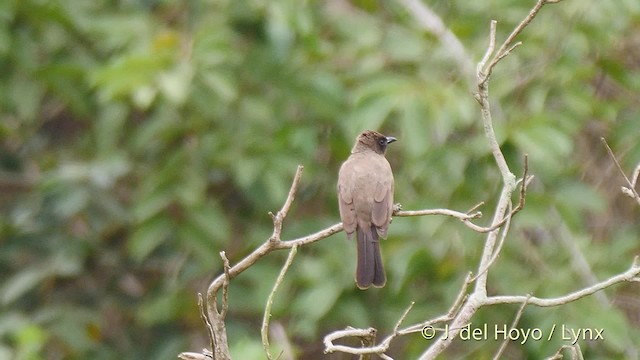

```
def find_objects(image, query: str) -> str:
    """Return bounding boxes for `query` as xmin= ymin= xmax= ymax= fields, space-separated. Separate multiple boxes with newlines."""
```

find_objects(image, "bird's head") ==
xmin=353 ymin=130 xmax=397 ymax=155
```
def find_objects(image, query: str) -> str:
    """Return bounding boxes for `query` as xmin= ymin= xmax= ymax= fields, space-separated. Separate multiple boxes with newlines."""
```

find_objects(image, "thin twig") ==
xmin=262 ymin=246 xmax=299 ymax=360
xmin=472 ymin=155 xmax=531 ymax=283
xmin=394 ymin=208 xmax=481 ymax=219
xmin=630 ymin=163 xmax=640 ymax=189
xmin=556 ymin=218 xmax=609 ymax=306
xmin=392 ymin=302 xmax=415 ymax=334
xmin=485 ymin=257 xmax=640 ymax=307
xmin=466 ymin=201 xmax=485 ymax=214
xmin=178 ymin=350 xmax=213 ymax=360
xmin=324 ymin=328 xmax=378 ymax=355
xmin=399 ymin=273 xmax=471 ymax=335
xmin=545 ymin=344 xmax=584 ymax=360
xmin=220 ymin=251 xmax=230 ymax=319
xmin=269 ymin=165 xmax=305 ymax=241
xmin=477 ymin=20 xmax=497 ymax=83
xmin=447 ymin=272 xmax=473 ymax=317
xmin=492 ymin=295 xmax=530 ymax=360
xmin=323 ymin=302 xmax=415 ymax=357
xmin=198 ymin=293 xmax=215 ymax=355
xmin=482 ymin=0 xmax=560 ymax=83
xmin=469 ymin=201 xmax=513 ymax=283
xmin=601 ymin=137 xmax=640 ymax=205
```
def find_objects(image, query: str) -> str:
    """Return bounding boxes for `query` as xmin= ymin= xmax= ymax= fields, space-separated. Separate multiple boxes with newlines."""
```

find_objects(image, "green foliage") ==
xmin=1 ymin=0 xmax=639 ymax=359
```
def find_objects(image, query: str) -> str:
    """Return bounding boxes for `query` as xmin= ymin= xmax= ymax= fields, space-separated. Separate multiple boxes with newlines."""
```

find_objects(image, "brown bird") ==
xmin=337 ymin=130 xmax=396 ymax=289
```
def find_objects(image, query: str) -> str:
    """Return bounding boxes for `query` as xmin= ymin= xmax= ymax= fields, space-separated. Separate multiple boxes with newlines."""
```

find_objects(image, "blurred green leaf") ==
xmin=128 ymin=217 xmax=172 ymax=261
xmin=13 ymin=324 xmax=47 ymax=360
xmin=137 ymin=292 xmax=183 ymax=326
xmin=1 ymin=268 xmax=49 ymax=305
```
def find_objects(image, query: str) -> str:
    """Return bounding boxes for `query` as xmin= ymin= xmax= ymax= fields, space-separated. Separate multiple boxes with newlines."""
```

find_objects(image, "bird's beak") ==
xmin=385 ymin=136 xmax=397 ymax=144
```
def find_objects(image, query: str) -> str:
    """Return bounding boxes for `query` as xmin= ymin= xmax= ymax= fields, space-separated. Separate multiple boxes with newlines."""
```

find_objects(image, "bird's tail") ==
xmin=356 ymin=224 xmax=386 ymax=289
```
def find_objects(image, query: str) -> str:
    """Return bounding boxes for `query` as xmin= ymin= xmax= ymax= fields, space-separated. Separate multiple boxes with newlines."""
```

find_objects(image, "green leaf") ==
xmin=1 ymin=268 xmax=49 ymax=305
xmin=128 ymin=217 xmax=172 ymax=261
xmin=137 ymin=292 xmax=182 ymax=325
xmin=293 ymin=281 xmax=341 ymax=322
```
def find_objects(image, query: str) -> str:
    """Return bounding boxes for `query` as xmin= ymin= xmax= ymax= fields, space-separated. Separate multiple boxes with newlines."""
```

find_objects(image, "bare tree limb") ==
xmin=556 ymin=219 xmax=609 ymax=306
xmin=323 ymin=302 xmax=415 ymax=358
xmin=197 ymin=293 xmax=215 ymax=355
xmin=478 ymin=0 xmax=564 ymax=86
xmin=178 ymin=349 xmax=213 ymax=360
xmin=324 ymin=327 xmax=378 ymax=356
xmin=398 ymin=272 xmax=472 ymax=336
xmin=492 ymin=295 xmax=530 ymax=360
xmin=395 ymin=158 xmax=532 ymax=235
xmin=206 ymin=166 xmax=305 ymax=312
xmin=601 ymin=137 xmax=640 ymax=205
xmin=262 ymin=245 xmax=298 ymax=360
xmin=419 ymin=1 xmax=560 ymax=359
xmin=485 ymin=257 xmax=640 ymax=307
xmin=220 ymin=252 xmax=230 ymax=319
xmin=197 ymin=164 xmax=493 ymax=358
xmin=205 ymin=168 xmax=503 ymax=314
xmin=545 ymin=344 xmax=584 ymax=360
xmin=469 ymin=201 xmax=512 ymax=283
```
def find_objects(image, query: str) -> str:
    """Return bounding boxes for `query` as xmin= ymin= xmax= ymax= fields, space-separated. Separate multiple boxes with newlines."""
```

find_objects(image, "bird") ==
xmin=337 ymin=130 xmax=396 ymax=289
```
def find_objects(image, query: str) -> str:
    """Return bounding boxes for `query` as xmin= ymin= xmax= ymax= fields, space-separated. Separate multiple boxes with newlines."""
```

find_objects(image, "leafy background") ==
xmin=1 ymin=0 xmax=639 ymax=359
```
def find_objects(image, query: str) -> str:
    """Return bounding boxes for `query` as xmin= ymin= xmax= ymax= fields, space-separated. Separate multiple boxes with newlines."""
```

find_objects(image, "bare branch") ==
xmin=324 ymin=328 xmax=378 ymax=355
xmin=323 ymin=302 xmax=415 ymax=358
xmin=469 ymin=201 xmax=513 ymax=283
xmin=197 ymin=293 xmax=215 ymax=355
xmin=197 ymin=164 xmax=492 ymax=358
xmin=545 ymin=343 xmax=584 ymax=360
xmin=203 ymin=170 xmax=493 ymax=340
xmin=492 ymin=296 xmax=530 ymax=360
xmin=394 ymin=159 xmax=532 ymax=236
xmin=270 ymin=165 xmax=305 ymax=242
xmin=262 ymin=246 xmax=299 ymax=360
xmin=207 ymin=167 xmax=305 ymax=306
xmin=398 ymin=272 xmax=472 ymax=336
xmin=276 ymin=223 xmax=344 ymax=248
xmin=557 ymin=219 xmax=609 ymax=306
xmin=480 ymin=0 xmax=562 ymax=84
xmin=477 ymin=20 xmax=497 ymax=79
xmin=178 ymin=349 xmax=213 ymax=360
xmin=394 ymin=208 xmax=485 ymax=231
xmin=485 ymin=258 xmax=640 ymax=307
xmin=392 ymin=302 xmax=415 ymax=334
xmin=630 ymin=163 xmax=640 ymax=190
xmin=419 ymin=2 xmax=559 ymax=358
xmin=394 ymin=208 xmax=481 ymax=219
xmin=472 ymin=157 xmax=529 ymax=281
xmin=220 ymin=251 xmax=230 ymax=318
xmin=601 ymin=137 xmax=640 ymax=205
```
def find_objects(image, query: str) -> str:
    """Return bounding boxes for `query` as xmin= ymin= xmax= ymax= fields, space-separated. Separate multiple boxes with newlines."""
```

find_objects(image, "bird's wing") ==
xmin=338 ymin=165 xmax=357 ymax=237
xmin=372 ymin=177 xmax=393 ymax=238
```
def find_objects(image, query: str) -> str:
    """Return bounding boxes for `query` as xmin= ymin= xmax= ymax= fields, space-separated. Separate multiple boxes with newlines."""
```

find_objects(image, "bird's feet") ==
xmin=392 ymin=203 xmax=402 ymax=214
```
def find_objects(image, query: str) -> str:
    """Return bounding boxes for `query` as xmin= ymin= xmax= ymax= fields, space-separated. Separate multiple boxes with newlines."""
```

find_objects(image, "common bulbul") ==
xmin=337 ymin=130 xmax=396 ymax=289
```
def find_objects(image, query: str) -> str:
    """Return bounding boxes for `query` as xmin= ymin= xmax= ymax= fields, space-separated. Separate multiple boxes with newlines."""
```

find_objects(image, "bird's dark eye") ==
xmin=378 ymin=139 xmax=386 ymax=146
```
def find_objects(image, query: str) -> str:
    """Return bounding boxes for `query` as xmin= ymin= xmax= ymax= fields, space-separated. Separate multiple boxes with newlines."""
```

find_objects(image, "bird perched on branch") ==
xmin=337 ymin=130 xmax=396 ymax=289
